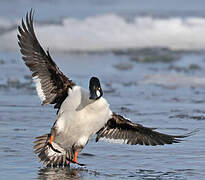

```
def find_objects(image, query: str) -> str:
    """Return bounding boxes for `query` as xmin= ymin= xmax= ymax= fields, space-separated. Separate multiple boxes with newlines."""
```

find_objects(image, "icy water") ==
xmin=1 ymin=0 xmax=205 ymax=180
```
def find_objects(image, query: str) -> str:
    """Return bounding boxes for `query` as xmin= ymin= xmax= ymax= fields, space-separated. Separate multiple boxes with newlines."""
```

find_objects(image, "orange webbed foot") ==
xmin=49 ymin=135 xmax=54 ymax=144
xmin=72 ymin=152 xmax=79 ymax=164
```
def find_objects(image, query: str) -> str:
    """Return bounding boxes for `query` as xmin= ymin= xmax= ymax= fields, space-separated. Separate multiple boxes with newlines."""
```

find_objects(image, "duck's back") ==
xmin=58 ymin=86 xmax=84 ymax=113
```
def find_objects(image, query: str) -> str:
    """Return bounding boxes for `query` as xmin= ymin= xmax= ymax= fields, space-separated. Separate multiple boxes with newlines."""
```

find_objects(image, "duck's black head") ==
xmin=89 ymin=77 xmax=103 ymax=100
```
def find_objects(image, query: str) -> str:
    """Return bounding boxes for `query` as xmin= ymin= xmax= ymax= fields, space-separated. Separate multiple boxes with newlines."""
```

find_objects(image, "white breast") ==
xmin=55 ymin=86 xmax=112 ymax=148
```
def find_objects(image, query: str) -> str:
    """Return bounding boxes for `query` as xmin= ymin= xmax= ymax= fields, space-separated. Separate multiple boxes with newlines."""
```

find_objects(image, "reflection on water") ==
xmin=37 ymin=166 xmax=103 ymax=180
xmin=38 ymin=167 xmax=88 ymax=180
xmin=37 ymin=167 xmax=195 ymax=180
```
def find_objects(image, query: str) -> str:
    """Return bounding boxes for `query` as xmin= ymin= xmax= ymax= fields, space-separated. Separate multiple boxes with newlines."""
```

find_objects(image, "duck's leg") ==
xmin=49 ymin=127 xmax=56 ymax=144
xmin=49 ymin=135 xmax=54 ymax=144
xmin=69 ymin=148 xmax=86 ymax=166
xmin=72 ymin=152 xmax=79 ymax=163
xmin=70 ymin=152 xmax=85 ymax=166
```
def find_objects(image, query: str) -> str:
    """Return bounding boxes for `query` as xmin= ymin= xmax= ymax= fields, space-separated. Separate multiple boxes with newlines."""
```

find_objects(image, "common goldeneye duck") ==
xmin=17 ymin=10 xmax=197 ymax=167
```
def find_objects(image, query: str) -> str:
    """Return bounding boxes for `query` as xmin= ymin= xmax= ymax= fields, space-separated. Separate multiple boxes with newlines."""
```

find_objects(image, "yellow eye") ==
xmin=98 ymin=87 xmax=101 ymax=90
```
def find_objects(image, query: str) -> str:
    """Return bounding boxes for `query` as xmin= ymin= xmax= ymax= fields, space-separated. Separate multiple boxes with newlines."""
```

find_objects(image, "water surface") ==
xmin=0 ymin=1 xmax=205 ymax=179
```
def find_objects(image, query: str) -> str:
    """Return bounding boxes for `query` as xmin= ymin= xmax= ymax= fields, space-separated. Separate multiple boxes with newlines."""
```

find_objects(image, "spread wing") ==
xmin=96 ymin=113 xmax=195 ymax=145
xmin=17 ymin=10 xmax=75 ymax=110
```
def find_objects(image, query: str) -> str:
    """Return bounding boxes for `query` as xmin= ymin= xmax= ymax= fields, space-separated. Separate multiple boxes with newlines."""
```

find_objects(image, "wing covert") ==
xmin=96 ymin=113 xmax=195 ymax=146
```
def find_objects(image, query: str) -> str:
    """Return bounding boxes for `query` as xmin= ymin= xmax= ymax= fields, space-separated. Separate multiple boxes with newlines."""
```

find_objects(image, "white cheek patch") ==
xmin=96 ymin=89 xmax=101 ymax=97
xmin=33 ymin=76 xmax=46 ymax=102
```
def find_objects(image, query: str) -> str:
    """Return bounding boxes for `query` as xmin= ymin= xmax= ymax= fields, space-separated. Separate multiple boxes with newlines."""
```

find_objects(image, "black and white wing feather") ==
xmin=96 ymin=113 xmax=195 ymax=145
xmin=17 ymin=10 xmax=75 ymax=109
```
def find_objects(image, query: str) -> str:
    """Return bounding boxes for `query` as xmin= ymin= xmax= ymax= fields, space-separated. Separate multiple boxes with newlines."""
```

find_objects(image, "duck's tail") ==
xmin=33 ymin=134 xmax=73 ymax=167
